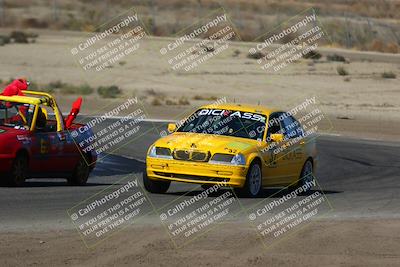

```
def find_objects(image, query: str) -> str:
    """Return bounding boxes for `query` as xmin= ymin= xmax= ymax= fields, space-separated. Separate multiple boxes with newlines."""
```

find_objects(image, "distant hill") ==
xmin=0 ymin=0 xmax=399 ymax=53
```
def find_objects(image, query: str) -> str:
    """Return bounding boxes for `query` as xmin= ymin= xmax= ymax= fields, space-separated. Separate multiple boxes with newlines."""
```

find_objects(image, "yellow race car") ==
xmin=145 ymin=103 xmax=317 ymax=197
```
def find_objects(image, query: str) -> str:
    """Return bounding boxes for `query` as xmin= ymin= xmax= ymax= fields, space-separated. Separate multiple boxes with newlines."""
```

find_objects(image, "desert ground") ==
xmin=0 ymin=29 xmax=399 ymax=267
xmin=0 ymin=29 xmax=399 ymax=141
xmin=2 ymin=220 xmax=400 ymax=267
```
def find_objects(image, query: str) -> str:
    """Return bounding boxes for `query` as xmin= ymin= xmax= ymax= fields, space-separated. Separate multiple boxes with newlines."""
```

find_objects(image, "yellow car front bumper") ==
xmin=146 ymin=157 xmax=249 ymax=187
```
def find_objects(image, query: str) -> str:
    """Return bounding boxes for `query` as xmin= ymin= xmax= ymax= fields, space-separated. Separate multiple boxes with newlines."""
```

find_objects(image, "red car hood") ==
xmin=0 ymin=126 xmax=31 ymax=153
xmin=0 ymin=126 xmax=28 ymax=136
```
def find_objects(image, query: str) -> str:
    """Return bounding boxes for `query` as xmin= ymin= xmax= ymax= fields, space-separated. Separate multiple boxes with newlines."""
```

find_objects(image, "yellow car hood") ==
xmin=153 ymin=132 xmax=257 ymax=154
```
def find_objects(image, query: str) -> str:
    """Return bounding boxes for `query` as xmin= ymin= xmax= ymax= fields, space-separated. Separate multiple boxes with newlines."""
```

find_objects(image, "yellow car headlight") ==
xmin=210 ymin=153 xmax=246 ymax=166
xmin=231 ymin=153 xmax=246 ymax=165
xmin=148 ymin=146 xmax=173 ymax=159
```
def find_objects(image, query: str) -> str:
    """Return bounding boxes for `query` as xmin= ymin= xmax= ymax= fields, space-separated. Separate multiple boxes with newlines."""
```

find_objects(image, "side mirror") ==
xmin=167 ymin=123 xmax=177 ymax=133
xmin=270 ymin=133 xmax=284 ymax=143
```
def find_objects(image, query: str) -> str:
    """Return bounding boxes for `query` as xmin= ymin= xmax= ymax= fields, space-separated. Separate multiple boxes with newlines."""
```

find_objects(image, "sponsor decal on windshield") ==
xmin=198 ymin=109 xmax=266 ymax=122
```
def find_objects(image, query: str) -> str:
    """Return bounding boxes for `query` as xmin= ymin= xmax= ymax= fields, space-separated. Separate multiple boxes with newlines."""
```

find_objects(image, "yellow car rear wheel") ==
xmin=291 ymin=159 xmax=314 ymax=194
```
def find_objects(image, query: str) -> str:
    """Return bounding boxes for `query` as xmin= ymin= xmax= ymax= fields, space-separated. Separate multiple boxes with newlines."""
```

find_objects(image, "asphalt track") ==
xmin=1 ymin=121 xmax=400 ymax=231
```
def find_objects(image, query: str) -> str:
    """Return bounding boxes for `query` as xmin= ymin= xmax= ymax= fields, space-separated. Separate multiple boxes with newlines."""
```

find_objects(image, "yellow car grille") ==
xmin=154 ymin=172 xmax=228 ymax=182
xmin=173 ymin=150 xmax=210 ymax=162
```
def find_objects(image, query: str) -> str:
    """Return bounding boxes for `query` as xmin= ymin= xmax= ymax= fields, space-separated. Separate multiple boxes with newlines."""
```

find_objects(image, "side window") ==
xmin=291 ymin=116 xmax=304 ymax=137
xmin=281 ymin=114 xmax=303 ymax=138
xmin=35 ymin=105 xmax=57 ymax=132
xmin=267 ymin=112 xmax=283 ymax=138
xmin=0 ymin=102 xmax=35 ymax=130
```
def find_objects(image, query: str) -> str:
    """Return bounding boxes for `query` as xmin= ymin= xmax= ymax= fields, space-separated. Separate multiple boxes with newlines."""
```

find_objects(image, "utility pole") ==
xmin=0 ymin=0 xmax=4 ymax=27
xmin=235 ymin=2 xmax=242 ymax=29
xmin=344 ymin=14 xmax=352 ymax=48
xmin=197 ymin=0 xmax=202 ymax=20
xmin=53 ymin=0 xmax=58 ymax=21
xmin=149 ymin=0 xmax=157 ymax=34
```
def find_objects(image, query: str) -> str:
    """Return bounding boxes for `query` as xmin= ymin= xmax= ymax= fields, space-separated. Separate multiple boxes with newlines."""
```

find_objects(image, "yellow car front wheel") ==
xmin=237 ymin=162 xmax=262 ymax=197
xmin=143 ymin=173 xmax=170 ymax=194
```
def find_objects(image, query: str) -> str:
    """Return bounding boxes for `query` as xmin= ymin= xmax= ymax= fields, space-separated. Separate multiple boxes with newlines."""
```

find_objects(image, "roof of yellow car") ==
xmin=200 ymin=102 xmax=279 ymax=115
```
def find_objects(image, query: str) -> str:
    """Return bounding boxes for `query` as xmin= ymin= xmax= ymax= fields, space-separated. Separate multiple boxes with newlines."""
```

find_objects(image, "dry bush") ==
xmin=178 ymin=97 xmax=190 ymax=105
xmin=145 ymin=89 xmax=158 ymax=96
xmin=165 ymin=99 xmax=178 ymax=105
xmin=381 ymin=71 xmax=396 ymax=79
xmin=63 ymin=84 xmax=94 ymax=95
xmin=385 ymin=43 xmax=399 ymax=54
xmin=369 ymin=39 xmax=385 ymax=53
xmin=10 ymin=31 xmax=29 ymax=43
xmin=336 ymin=66 xmax=349 ymax=76
xmin=22 ymin=18 xmax=49 ymax=28
xmin=303 ymin=50 xmax=322 ymax=60
xmin=247 ymin=51 xmax=265 ymax=60
xmin=0 ymin=35 xmax=10 ymax=46
xmin=232 ymin=49 xmax=241 ymax=57
xmin=327 ymin=54 xmax=346 ymax=62
xmin=97 ymin=85 xmax=122 ymax=98
xmin=237 ymin=27 xmax=259 ymax=42
xmin=193 ymin=95 xmax=218 ymax=101
xmin=144 ymin=89 xmax=166 ymax=101
xmin=151 ymin=98 xmax=163 ymax=106
xmin=369 ymin=40 xmax=399 ymax=54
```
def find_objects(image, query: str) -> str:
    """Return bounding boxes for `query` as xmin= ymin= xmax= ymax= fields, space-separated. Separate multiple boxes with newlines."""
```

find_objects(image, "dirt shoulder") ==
xmin=1 ymin=219 xmax=399 ymax=267
xmin=0 ymin=30 xmax=399 ymax=142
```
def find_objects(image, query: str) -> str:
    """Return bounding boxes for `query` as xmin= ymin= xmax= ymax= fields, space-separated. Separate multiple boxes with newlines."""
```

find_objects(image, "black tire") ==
xmin=237 ymin=162 xmax=262 ymax=197
xmin=295 ymin=160 xmax=314 ymax=193
xmin=143 ymin=172 xmax=170 ymax=194
xmin=68 ymin=155 xmax=90 ymax=186
xmin=201 ymin=184 xmax=212 ymax=190
xmin=8 ymin=154 xmax=28 ymax=186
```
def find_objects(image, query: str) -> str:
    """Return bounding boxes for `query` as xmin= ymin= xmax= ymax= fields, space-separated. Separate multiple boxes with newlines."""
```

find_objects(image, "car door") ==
xmin=280 ymin=114 xmax=306 ymax=185
xmin=261 ymin=112 xmax=293 ymax=186
xmin=45 ymin=106 xmax=81 ymax=172
xmin=30 ymin=105 xmax=77 ymax=174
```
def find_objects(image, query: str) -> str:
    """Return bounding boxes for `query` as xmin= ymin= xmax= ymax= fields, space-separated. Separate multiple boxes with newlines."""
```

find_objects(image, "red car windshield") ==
xmin=0 ymin=101 xmax=35 ymax=129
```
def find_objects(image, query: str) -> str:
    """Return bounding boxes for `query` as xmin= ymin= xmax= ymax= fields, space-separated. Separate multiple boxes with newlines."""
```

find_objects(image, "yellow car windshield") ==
xmin=177 ymin=108 xmax=267 ymax=141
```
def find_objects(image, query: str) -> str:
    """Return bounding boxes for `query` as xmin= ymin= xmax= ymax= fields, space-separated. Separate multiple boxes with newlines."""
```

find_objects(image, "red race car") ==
xmin=0 ymin=90 xmax=97 ymax=186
